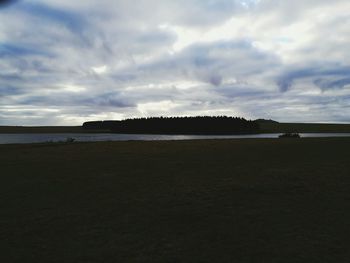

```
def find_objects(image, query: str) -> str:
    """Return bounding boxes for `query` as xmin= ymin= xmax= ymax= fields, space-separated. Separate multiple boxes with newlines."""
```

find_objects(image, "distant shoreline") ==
xmin=0 ymin=126 xmax=111 ymax=134
xmin=1 ymin=122 xmax=350 ymax=134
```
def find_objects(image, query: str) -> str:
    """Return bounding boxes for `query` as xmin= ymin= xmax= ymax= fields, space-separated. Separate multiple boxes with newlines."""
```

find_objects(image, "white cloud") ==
xmin=92 ymin=65 xmax=108 ymax=75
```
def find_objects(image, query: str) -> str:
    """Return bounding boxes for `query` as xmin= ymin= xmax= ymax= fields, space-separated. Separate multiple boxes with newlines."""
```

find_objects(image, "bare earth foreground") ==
xmin=1 ymin=138 xmax=350 ymax=262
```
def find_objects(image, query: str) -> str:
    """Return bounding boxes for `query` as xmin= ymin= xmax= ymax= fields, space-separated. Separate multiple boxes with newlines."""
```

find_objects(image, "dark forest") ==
xmin=83 ymin=116 xmax=260 ymax=135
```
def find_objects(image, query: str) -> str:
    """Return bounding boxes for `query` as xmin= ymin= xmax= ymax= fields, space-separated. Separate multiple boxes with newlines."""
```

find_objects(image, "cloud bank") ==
xmin=1 ymin=0 xmax=350 ymax=125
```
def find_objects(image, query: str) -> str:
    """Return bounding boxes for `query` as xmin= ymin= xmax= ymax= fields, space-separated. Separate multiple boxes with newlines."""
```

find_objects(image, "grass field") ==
xmin=1 ymin=138 xmax=350 ymax=262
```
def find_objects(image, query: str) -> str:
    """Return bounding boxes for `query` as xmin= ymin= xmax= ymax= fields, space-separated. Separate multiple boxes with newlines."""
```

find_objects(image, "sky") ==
xmin=1 ymin=0 xmax=350 ymax=125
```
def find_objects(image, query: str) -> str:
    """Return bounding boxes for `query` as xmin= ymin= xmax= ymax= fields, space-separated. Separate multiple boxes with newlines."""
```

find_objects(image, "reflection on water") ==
xmin=0 ymin=133 xmax=350 ymax=144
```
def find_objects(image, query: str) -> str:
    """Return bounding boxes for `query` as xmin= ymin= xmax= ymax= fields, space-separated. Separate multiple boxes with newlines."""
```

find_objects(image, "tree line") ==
xmin=83 ymin=116 xmax=260 ymax=135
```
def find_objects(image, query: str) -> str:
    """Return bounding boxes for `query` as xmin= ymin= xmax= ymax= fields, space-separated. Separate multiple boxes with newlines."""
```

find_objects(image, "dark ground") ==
xmin=1 ymin=138 xmax=350 ymax=262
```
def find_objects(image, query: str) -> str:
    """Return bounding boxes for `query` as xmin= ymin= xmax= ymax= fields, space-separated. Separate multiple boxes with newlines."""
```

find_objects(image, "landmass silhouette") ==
xmin=83 ymin=116 xmax=260 ymax=135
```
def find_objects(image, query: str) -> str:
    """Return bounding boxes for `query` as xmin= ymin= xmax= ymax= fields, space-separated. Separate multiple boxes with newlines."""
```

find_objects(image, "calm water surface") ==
xmin=0 ymin=133 xmax=350 ymax=144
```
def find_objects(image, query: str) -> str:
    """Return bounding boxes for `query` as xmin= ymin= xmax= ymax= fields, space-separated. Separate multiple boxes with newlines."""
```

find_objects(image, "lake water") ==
xmin=0 ymin=133 xmax=350 ymax=144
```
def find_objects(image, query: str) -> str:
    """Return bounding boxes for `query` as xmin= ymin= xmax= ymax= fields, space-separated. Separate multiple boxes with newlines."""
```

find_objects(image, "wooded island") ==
xmin=83 ymin=116 xmax=260 ymax=135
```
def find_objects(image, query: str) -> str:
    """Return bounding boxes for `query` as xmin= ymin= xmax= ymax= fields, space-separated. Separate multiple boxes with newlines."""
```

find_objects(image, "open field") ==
xmin=1 ymin=138 xmax=350 ymax=262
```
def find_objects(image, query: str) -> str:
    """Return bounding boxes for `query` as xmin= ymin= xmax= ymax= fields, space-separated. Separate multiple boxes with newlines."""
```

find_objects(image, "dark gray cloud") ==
xmin=0 ymin=0 xmax=18 ymax=8
xmin=314 ymin=78 xmax=350 ymax=90
xmin=0 ymin=43 xmax=52 ymax=57
xmin=278 ymin=65 xmax=350 ymax=91
xmin=18 ymin=2 xmax=87 ymax=37
xmin=137 ymin=40 xmax=280 ymax=87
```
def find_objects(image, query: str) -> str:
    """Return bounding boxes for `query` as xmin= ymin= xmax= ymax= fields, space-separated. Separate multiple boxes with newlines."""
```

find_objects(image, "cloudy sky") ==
xmin=1 ymin=0 xmax=350 ymax=125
